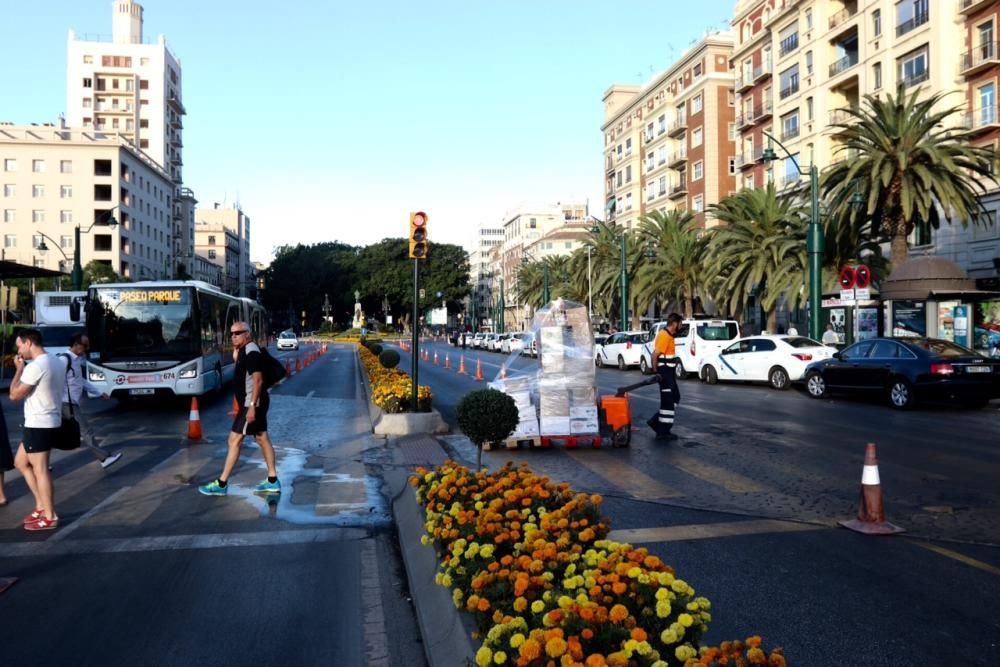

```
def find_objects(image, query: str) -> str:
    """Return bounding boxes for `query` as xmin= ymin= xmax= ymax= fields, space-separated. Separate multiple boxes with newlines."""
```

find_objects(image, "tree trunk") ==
xmin=766 ymin=308 xmax=778 ymax=334
xmin=890 ymin=232 xmax=909 ymax=269
xmin=685 ymin=296 xmax=694 ymax=319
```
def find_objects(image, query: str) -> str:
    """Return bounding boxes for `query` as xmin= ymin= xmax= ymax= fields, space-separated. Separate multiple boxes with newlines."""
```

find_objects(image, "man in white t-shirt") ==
xmin=821 ymin=323 xmax=840 ymax=346
xmin=10 ymin=328 xmax=66 ymax=531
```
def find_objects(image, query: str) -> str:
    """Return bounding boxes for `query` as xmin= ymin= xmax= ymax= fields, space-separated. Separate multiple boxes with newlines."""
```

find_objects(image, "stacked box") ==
xmin=534 ymin=299 xmax=597 ymax=437
xmin=489 ymin=379 xmax=539 ymax=439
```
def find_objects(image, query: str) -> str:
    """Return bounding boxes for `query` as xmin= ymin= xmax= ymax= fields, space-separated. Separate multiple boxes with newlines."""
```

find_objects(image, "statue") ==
xmin=353 ymin=290 xmax=365 ymax=329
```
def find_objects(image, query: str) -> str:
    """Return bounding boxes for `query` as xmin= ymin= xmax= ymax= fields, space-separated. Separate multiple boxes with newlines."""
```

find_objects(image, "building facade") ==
xmin=193 ymin=222 xmax=239 ymax=293
xmin=603 ymin=34 xmax=738 ymax=231
xmin=1 ymin=124 xmax=173 ymax=280
xmin=195 ymin=205 xmax=253 ymax=296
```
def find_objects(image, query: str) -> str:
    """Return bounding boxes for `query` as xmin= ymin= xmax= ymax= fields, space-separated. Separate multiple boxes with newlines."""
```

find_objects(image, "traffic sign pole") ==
xmin=411 ymin=258 xmax=420 ymax=408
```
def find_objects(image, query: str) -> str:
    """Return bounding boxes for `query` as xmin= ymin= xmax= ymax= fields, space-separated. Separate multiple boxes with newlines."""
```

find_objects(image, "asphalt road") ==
xmin=402 ymin=338 xmax=1000 ymax=665
xmin=0 ymin=342 xmax=425 ymax=666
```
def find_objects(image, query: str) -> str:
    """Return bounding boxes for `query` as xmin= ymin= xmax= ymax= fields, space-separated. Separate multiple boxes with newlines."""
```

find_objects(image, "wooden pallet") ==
xmin=539 ymin=435 xmax=603 ymax=449
xmin=486 ymin=436 xmax=541 ymax=451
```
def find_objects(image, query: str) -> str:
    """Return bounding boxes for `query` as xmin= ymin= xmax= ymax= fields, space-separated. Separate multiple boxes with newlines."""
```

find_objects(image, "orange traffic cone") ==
xmin=433 ymin=351 xmax=439 ymax=366
xmin=840 ymin=443 xmax=904 ymax=535
xmin=475 ymin=358 xmax=484 ymax=382
xmin=296 ymin=355 xmax=302 ymax=372
xmin=186 ymin=397 xmax=204 ymax=442
xmin=285 ymin=359 xmax=292 ymax=375
xmin=444 ymin=353 xmax=451 ymax=369
xmin=228 ymin=396 xmax=239 ymax=416
xmin=499 ymin=364 xmax=507 ymax=380
xmin=458 ymin=355 xmax=467 ymax=375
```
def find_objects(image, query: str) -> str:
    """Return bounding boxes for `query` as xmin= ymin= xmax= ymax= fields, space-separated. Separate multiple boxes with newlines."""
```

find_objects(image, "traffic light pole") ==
xmin=411 ymin=258 xmax=420 ymax=408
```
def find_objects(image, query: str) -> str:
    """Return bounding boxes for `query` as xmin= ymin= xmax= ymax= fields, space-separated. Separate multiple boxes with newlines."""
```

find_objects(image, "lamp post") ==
xmin=760 ymin=132 xmax=822 ymax=341
xmin=35 ymin=231 xmax=71 ymax=282
xmin=71 ymin=206 xmax=119 ymax=290
xmin=586 ymin=245 xmax=593 ymax=322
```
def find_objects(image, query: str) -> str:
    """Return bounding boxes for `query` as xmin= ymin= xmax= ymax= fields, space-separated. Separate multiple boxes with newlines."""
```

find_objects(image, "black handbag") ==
xmin=54 ymin=353 xmax=82 ymax=451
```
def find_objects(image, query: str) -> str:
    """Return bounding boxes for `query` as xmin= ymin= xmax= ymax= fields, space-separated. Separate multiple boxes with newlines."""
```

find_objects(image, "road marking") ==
xmin=306 ymin=390 xmax=316 ymax=398
xmin=567 ymin=452 xmax=682 ymax=499
xmin=608 ymin=519 xmax=825 ymax=544
xmin=669 ymin=453 xmax=768 ymax=493
xmin=49 ymin=486 xmax=132 ymax=541
xmin=907 ymin=540 xmax=1000 ymax=576
xmin=361 ymin=539 xmax=390 ymax=664
xmin=0 ymin=527 xmax=367 ymax=558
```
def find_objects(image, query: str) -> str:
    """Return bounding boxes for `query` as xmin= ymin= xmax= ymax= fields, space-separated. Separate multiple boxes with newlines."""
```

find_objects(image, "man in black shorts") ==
xmin=199 ymin=321 xmax=280 ymax=496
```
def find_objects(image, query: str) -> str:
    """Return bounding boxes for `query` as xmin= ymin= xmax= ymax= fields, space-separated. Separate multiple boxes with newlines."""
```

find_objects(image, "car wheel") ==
xmin=639 ymin=357 xmax=649 ymax=375
xmin=768 ymin=366 xmax=790 ymax=390
xmin=805 ymin=371 xmax=827 ymax=398
xmin=887 ymin=378 xmax=915 ymax=410
xmin=675 ymin=363 xmax=687 ymax=380
xmin=595 ymin=355 xmax=604 ymax=368
xmin=617 ymin=355 xmax=627 ymax=371
xmin=704 ymin=365 xmax=718 ymax=385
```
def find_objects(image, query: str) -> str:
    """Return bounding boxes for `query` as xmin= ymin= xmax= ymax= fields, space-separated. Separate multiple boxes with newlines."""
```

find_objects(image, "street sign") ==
xmin=840 ymin=289 xmax=856 ymax=302
xmin=855 ymin=264 xmax=871 ymax=289
xmin=838 ymin=266 xmax=856 ymax=289
xmin=386 ymin=315 xmax=393 ymax=324
xmin=855 ymin=287 xmax=870 ymax=300
xmin=419 ymin=288 xmax=425 ymax=299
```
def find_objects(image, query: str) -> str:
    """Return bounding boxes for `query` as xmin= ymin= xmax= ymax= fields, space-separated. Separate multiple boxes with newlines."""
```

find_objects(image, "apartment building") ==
xmin=65 ymin=0 xmax=185 ymax=185
xmin=602 ymin=34 xmax=738 ymax=231
xmin=193 ymin=222 xmax=240 ymax=293
xmin=195 ymin=205 xmax=253 ymax=296
xmin=468 ymin=220 xmax=503 ymax=330
xmin=1 ymin=124 xmax=173 ymax=280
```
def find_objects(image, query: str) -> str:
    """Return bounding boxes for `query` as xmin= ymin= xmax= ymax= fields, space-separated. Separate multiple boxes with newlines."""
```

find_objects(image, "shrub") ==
xmin=357 ymin=344 xmax=431 ymax=413
xmin=379 ymin=349 xmax=400 ymax=369
xmin=370 ymin=343 xmax=383 ymax=356
xmin=456 ymin=388 xmax=519 ymax=469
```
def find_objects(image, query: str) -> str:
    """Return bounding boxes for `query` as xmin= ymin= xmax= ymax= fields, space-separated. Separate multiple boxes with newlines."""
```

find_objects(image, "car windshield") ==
xmin=279 ymin=332 xmax=295 ymax=339
xmin=906 ymin=338 xmax=978 ymax=358
xmin=785 ymin=336 xmax=824 ymax=348
xmin=696 ymin=323 xmax=739 ymax=340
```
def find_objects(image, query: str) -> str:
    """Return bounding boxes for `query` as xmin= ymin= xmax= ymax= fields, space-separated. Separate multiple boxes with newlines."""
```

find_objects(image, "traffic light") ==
xmin=409 ymin=211 xmax=428 ymax=260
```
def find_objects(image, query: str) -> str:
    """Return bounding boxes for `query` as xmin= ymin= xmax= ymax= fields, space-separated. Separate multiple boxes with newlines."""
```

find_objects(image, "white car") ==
xmin=495 ymin=333 xmax=512 ymax=352
xmin=276 ymin=331 xmax=299 ymax=350
xmin=698 ymin=335 xmax=836 ymax=390
xmin=595 ymin=331 xmax=649 ymax=370
xmin=640 ymin=318 xmax=741 ymax=378
xmin=472 ymin=333 xmax=485 ymax=348
xmin=504 ymin=332 xmax=529 ymax=354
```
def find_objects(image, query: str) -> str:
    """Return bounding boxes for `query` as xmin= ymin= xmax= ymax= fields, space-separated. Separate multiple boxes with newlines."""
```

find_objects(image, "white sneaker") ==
xmin=100 ymin=451 xmax=123 ymax=469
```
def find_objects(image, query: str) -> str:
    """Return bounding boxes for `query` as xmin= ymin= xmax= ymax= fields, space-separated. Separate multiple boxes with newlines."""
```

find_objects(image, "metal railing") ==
xmin=829 ymin=107 xmax=859 ymax=124
xmin=829 ymin=5 xmax=859 ymax=30
xmin=896 ymin=11 xmax=929 ymax=38
xmin=900 ymin=69 xmax=930 ymax=88
xmin=782 ymin=125 xmax=801 ymax=140
xmin=961 ymin=42 xmax=999 ymax=73
xmin=780 ymin=81 xmax=800 ymax=99
xmin=779 ymin=33 xmax=799 ymax=56
xmin=963 ymin=106 xmax=1000 ymax=130
xmin=829 ymin=52 xmax=859 ymax=77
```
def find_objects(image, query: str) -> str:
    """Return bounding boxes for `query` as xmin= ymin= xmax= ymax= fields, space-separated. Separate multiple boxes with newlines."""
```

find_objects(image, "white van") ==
xmin=640 ymin=318 xmax=741 ymax=378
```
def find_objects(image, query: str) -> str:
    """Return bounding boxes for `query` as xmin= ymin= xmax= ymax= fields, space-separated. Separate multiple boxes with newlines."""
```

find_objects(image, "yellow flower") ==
xmin=509 ymin=633 xmax=525 ymax=649
xmin=656 ymin=600 xmax=672 ymax=618
xmin=531 ymin=600 xmax=545 ymax=614
xmin=476 ymin=646 xmax=493 ymax=667
xmin=674 ymin=645 xmax=696 ymax=662
xmin=678 ymin=613 xmax=694 ymax=627
xmin=493 ymin=650 xmax=507 ymax=664
xmin=660 ymin=629 xmax=678 ymax=644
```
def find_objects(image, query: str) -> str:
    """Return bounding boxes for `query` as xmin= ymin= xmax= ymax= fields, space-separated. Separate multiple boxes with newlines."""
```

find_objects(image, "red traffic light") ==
xmin=855 ymin=264 xmax=871 ymax=289
xmin=838 ymin=266 xmax=856 ymax=289
xmin=412 ymin=211 xmax=427 ymax=227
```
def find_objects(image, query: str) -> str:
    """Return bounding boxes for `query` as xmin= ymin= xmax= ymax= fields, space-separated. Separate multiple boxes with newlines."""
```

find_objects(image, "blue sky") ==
xmin=0 ymin=0 xmax=736 ymax=261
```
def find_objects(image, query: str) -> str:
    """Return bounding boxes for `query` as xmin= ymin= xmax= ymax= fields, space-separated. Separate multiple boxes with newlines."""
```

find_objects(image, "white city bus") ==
xmin=83 ymin=280 xmax=267 ymax=399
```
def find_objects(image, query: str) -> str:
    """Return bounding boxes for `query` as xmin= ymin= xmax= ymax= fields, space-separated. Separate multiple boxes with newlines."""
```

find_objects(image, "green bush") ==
xmin=370 ymin=343 xmax=383 ymax=356
xmin=379 ymin=349 xmax=400 ymax=369
xmin=456 ymin=388 xmax=519 ymax=469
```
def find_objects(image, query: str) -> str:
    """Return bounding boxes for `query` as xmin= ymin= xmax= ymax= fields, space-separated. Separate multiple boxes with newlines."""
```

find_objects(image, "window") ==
xmin=32 ymin=210 xmax=44 ymax=223
xmin=4 ymin=235 xmax=15 ymax=247
xmin=898 ymin=48 xmax=928 ymax=87
xmin=693 ymin=161 xmax=704 ymax=180
xmin=32 ymin=159 xmax=45 ymax=173
xmin=728 ymin=90 xmax=735 ymax=106
xmin=728 ymin=122 xmax=736 ymax=141
xmin=208 ymin=235 xmax=216 ymax=245
xmin=3 ymin=159 xmax=15 ymax=172
xmin=872 ymin=9 xmax=882 ymax=36
xmin=659 ymin=176 xmax=668 ymax=195
xmin=745 ymin=174 xmax=755 ymax=190
xmin=139 ymin=79 xmax=149 ymax=90
xmin=647 ymin=181 xmax=655 ymax=201
xmin=979 ymin=82 xmax=996 ymax=125
xmin=779 ymin=23 xmax=799 ymax=56
xmin=896 ymin=0 xmax=929 ymax=37
xmin=3 ymin=210 xmax=14 ymax=223
xmin=693 ymin=62 xmax=703 ymax=77
xmin=61 ymin=235 xmax=73 ymax=249
xmin=781 ymin=110 xmax=800 ymax=139
xmin=59 ymin=160 xmax=72 ymax=174
xmin=624 ymin=193 xmax=633 ymax=210
xmin=646 ymin=152 xmax=655 ymax=171
xmin=693 ymin=195 xmax=705 ymax=213
xmin=32 ymin=184 xmax=44 ymax=198
xmin=208 ymin=249 xmax=217 ymax=259
xmin=692 ymin=127 xmax=703 ymax=147
xmin=780 ymin=65 xmax=800 ymax=98
xmin=625 ymin=165 xmax=632 ymax=183
xmin=3 ymin=184 xmax=14 ymax=197
xmin=806 ymin=96 xmax=814 ymax=121
xmin=625 ymin=138 xmax=632 ymax=155
xmin=805 ymin=8 xmax=812 ymax=31
xmin=83 ymin=77 xmax=92 ymax=88
xmin=60 ymin=210 xmax=73 ymax=224
xmin=729 ymin=157 xmax=737 ymax=175
xmin=616 ymin=171 xmax=623 ymax=187
xmin=94 ymin=159 xmax=112 ymax=176
xmin=616 ymin=144 xmax=622 ymax=160
xmin=805 ymin=50 xmax=813 ymax=75
xmin=784 ymin=153 xmax=800 ymax=182
xmin=657 ymin=114 xmax=666 ymax=134
xmin=60 ymin=185 xmax=72 ymax=198
xmin=873 ymin=62 xmax=882 ymax=89
xmin=692 ymin=94 xmax=703 ymax=114
xmin=529 ymin=217 xmax=537 ymax=228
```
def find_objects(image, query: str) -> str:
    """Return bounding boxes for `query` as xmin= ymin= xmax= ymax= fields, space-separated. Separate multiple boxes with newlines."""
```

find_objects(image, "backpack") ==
xmin=247 ymin=343 xmax=286 ymax=388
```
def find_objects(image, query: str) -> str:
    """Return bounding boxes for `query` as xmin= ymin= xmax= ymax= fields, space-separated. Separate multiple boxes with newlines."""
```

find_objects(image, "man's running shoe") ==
xmin=198 ymin=480 xmax=227 ymax=496
xmin=23 ymin=509 xmax=44 ymax=524
xmin=254 ymin=479 xmax=281 ymax=495
xmin=25 ymin=515 xmax=59 ymax=531
xmin=101 ymin=451 xmax=124 ymax=470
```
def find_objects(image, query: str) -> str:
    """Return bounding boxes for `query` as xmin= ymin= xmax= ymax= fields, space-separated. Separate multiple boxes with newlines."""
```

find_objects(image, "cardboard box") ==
xmin=511 ymin=417 xmax=540 ymax=438
xmin=540 ymin=415 xmax=571 ymax=435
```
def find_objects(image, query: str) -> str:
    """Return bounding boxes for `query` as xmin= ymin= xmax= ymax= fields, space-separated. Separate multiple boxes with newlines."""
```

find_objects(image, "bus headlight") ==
xmin=88 ymin=368 xmax=105 ymax=382
xmin=179 ymin=363 xmax=198 ymax=379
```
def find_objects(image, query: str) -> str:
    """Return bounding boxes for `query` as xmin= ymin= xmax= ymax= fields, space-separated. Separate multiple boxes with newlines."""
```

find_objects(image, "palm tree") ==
xmin=634 ymin=210 xmax=707 ymax=318
xmin=706 ymin=184 xmax=809 ymax=332
xmin=822 ymin=88 xmax=997 ymax=267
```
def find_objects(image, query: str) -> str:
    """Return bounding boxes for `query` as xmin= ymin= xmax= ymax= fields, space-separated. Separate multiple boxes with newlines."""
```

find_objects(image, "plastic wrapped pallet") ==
xmin=531 ymin=298 xmax=597 ymax=436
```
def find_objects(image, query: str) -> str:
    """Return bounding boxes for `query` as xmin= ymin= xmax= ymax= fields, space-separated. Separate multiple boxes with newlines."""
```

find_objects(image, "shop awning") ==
xmin=0 ymin=260 xmax=66 ymax=280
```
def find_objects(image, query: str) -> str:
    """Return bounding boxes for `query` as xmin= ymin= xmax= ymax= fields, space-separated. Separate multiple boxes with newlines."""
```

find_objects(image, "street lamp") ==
xmin=71 ymin=206 xmax=119 ymax=290
xmin=760 ymin=132 xmax=822 ymax=340
xmin=35 ymin=233 xmax=70 ymax=291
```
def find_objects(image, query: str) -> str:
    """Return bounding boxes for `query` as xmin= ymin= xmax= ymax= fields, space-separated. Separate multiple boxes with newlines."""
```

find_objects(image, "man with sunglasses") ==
xmin=198 ymin=322 xmax=281 ymax=496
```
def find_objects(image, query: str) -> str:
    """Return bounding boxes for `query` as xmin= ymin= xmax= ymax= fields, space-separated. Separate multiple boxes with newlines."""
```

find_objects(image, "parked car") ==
xmin=472 ymin=333 xmax=485 ymax=348
xmin=277 ymin=330 xmax=299 ymax=351
xmin=504 ymin=332 xmax=530 ymax=355
xmin=522 ymin=332 xmax=537 ymax=357
xmin=594 ymin=334 xmax=609 ymax=347
xmin=640 ymin=318 xmax=741 ymax=377
xmin=495 ymin=333 xmax=512 ymax=353
xmin=803 ymin=337 xmax=1000 ymax=409
xmin=699 ymin=335 xmax=835 ymax=390
xmin=595 ymin=331 xmax=649 ymax=370
xmin=482 ymin=333 xmax=498 ymax=351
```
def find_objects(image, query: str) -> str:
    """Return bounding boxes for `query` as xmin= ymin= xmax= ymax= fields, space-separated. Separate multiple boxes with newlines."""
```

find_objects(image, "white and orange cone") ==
xmin=186 ymin=397 xmax=204 ymax=442
xmin=840 ymin=443 xmax=904 ymax=535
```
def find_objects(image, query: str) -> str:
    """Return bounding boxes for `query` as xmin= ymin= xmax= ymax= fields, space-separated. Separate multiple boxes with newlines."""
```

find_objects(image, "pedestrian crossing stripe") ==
xmin=608 ymin=519 xmax=824 ymax=544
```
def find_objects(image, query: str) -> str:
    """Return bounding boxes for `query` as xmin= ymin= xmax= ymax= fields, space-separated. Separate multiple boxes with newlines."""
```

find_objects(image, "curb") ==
xmin=355 ymin=345 xmax=450 ymax=436
xmin=386 ymin=469 xmax=476 ymax=667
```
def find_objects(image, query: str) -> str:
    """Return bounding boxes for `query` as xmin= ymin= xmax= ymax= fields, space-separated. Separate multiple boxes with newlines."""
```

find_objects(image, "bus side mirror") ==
xmin=69 ymin=300 xmax=82 ymax=322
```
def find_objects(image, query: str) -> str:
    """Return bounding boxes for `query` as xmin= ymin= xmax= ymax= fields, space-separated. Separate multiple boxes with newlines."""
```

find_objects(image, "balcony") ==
xmin=959 ymin=0 xmax=992 ymax=15
xmin=754 ymin=60 xmax=773 ymax=82
xmin=779 ymin=33 xmax=799 ymax=57
xmin=606 ymin=159 xmax=615 ymax=176
xmin=736 ymin=73 xmax=754 ymax=93
xmin=896 ymin=12 xmax=929 ymax=38
xmin=668 ymin=116 xmax=688 ymax=138
xmin=961 ymin=43 xmax=1000 ymax=76
xmin=963 ymin=106 xmax=1000 ymax=134
xmin=829 ymin=52 xmax=859 ymax=78
xmin=780 ymin=81 xmax=800 ymax=99
xmin=829 ymin=107 xmax=859 ymax=124
xmin=754 ymin=98 xmax=774 ymax=123
xmin=781 ymin=125 xmax=800 ymax=141
xmin=667 ymin=148 xmax=688 ymax=169
xmin=900 ymin=69 xmax=930 ymax=88
xmin=828 ymin=5 xmax=858 ymax=30
xmin=668 ymin=179 xmax=688 ymax=199
xmin=737 ymin=151 xmax=760 ymax=170
xmin=829 ymin=147 xmax=860 ymax=165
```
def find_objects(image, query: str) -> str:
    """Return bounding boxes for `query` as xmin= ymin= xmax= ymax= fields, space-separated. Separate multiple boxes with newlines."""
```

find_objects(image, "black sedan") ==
xmin=802 ymin=337 xmax=1000 ymax=409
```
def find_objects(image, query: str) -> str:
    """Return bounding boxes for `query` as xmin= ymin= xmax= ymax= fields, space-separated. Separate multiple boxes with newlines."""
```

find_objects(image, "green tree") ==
xmin=82 ymin=260 xmax=122 ymax=286
xmin=706 ymin=184 xmax=809 ymax=332
xmin=635 ymin=210 xmax=707 ymax=319
xmin=822 ymin=88 xmax=997 ymax=267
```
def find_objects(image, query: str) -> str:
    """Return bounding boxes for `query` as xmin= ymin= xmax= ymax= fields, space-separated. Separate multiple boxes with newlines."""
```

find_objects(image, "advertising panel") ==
xmin=975 ymin=301 xmax=1000 ymax=357
xmin=937 ymin=301 xmax=959 ymax=341
xmin=892 ymin=301 xmax=926 ymax=337
xmin=855 ymin=307 xmax=879 ymax=341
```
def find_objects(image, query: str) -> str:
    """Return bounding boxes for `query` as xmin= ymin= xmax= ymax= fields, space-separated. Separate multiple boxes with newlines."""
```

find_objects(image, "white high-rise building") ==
xmin=65 ymin=0 xmax=185 ymax=185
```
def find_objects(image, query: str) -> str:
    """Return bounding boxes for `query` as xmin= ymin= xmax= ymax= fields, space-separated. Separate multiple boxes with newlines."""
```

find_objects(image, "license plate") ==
xmin=965 ymin=366 xmax=991 ymax=373
xmin=129 ymin=388 xmax=155 ymax=395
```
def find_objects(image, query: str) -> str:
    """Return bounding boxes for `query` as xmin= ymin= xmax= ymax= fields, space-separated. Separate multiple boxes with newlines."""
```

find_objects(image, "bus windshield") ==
xmin=88 ymin=286 xmax=200 ymax=360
